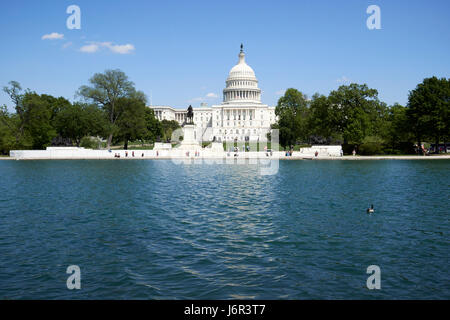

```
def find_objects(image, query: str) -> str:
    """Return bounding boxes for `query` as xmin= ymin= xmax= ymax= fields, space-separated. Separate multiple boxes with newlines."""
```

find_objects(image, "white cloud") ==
xmin=106 ymin=43 xmax=135 ymax=54
xmin=189 ymin=92 xmax=219 ymax=103
xmin=79 ymin=41 xmax=135 ymax=54
xmin=80 ymin=44 xmax=100 ymax=53
xmin=42 ymin=32 xmax=64 ymax=40
xmin=336 ymin=76 xmax=351 ymax=84
xmin=275 ymin=89 xmax=286 ymax=95
xmin=62 ymin=42 xmax=73 ymax=49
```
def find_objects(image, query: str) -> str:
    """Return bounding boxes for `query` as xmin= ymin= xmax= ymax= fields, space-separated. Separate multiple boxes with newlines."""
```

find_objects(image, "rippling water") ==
xmin=0 ymin=160 xmax=448 ymax=299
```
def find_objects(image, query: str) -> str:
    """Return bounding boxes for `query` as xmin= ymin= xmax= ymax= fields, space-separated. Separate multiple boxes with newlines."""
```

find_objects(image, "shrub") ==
xmin=358 ymin=143 xmax=383 ymax=155
xmin=80 ymin=136 xmax=97 ymax=149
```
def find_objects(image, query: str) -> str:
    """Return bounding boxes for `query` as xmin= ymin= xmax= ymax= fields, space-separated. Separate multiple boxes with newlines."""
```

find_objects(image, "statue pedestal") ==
xmin=210 ymin=142 xmax=224 ymax=152
xmin=177 ymin=124 xmax=200 ymax=150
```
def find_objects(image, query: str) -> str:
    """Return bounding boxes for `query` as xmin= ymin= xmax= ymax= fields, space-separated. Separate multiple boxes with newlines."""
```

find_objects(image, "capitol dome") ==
xmin=223 ymin=44 xmax=261 ymax=104
xmin=227 ymin=52 xmax=256 ymax=80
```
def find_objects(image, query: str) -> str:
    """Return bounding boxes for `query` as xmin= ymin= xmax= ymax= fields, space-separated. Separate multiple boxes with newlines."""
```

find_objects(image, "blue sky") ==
xmin=0 ymin=0 xmax=449 ymax=111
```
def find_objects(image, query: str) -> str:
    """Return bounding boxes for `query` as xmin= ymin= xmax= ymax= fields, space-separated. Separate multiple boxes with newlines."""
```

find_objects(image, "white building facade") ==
xmin=150 ymin=46 xmax=277 ymax=142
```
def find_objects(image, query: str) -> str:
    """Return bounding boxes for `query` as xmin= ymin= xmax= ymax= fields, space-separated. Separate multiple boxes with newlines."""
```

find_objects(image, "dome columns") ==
xmin=223 ymin=89 xmax=261 ymax=102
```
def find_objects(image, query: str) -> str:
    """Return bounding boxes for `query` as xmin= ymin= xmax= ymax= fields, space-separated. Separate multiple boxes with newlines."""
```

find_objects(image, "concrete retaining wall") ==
xmin=10 ymin=145 xmax=343 ymax=160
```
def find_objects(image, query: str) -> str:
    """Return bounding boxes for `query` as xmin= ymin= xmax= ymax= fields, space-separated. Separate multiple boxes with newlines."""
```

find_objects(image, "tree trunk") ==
xmin=107 ymin=134 xmax=113 ymax=149
xmin=124 ymin=139 xmax=128 ymax=150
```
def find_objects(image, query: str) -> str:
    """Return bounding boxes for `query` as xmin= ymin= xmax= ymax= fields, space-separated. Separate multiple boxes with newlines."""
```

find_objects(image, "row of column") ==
xmin=227 ymin=80 xmax=257 ymax=88
xmin=175 ymin=113 xmax=186 ymax=122
xmin=155 ymin=110 xmax=163 ymax=120
xmin=224 ymin=90 xmax=260 ymax=102
xmin=224 ymin=109 xmax=255 ymax=121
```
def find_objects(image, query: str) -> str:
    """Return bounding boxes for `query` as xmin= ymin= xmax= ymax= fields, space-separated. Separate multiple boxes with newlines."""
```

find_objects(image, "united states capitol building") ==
xmin=150 ymin=46 xmax=277 ymax=142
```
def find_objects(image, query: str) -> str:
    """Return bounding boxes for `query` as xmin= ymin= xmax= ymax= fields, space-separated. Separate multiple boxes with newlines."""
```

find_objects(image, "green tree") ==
xmin=20 ymin=92 xmax=57 ymax=149
xmin=275 ymin=88 xmax=308 ymax=148
xmin=2 ymin=81 xmax=28 ymax=145
xmin=308 ymin=93 xmax=336 ymax=142
xmin=382 ymin=103 xmax=412 ymax=149
xmin=77 ymin=69 xmax=145 ymax=148
xmin=368 ymin=101 xmax=389 ymax=140
xmin=160 ymin=119 xmax=180 ymax=142
xmin=0 ymin=106 xmax=16 ymax=154
xmin=55 ymin=103 xmax=107 ymax=147
xmin=407 ymin=77 xmax=450 ymax=149
xmin=328 ymin=83 xmax=380 ymax=145
xmin=114 ymin=97 xmax=149 ymax=149
xmin=144 ymin=108 xmax=162 ymax=142
xmin=39 ymin=94 xmax=72 ymax=126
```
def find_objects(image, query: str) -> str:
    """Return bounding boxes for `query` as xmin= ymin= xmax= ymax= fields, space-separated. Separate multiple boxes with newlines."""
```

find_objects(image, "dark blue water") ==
xmin=0 ymin=160 xmax=448 ymax=299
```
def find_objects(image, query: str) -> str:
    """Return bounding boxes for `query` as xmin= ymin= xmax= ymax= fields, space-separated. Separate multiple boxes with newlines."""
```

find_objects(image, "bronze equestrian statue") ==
xmin=186 ymin=105 xmax=194 ymax=124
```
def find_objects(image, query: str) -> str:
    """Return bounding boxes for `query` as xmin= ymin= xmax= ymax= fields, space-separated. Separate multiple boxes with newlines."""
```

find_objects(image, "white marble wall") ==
xmin=10 ymin=145 xmax=343 ymax=160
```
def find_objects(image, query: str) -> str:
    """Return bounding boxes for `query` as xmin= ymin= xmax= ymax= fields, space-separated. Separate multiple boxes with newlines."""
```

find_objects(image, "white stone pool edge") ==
xmin=5 ymin=146 xmax=450 ymax=160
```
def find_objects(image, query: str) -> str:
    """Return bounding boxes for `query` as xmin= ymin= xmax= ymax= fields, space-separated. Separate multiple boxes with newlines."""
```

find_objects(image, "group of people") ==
xmin=184 ymin=151 xmax=201 ymax=157
xmin=226 ymin=146 xmax=241 ymax=157
xmin=113 ymin=151 xmax=145 ymax=158
xmin=414 ymin=144 xmax=429 ymax=155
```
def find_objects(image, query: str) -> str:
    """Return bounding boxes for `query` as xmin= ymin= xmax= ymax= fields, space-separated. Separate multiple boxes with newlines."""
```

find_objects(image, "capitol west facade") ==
xmin=150 ymin=46 xmax=277 ymax=142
